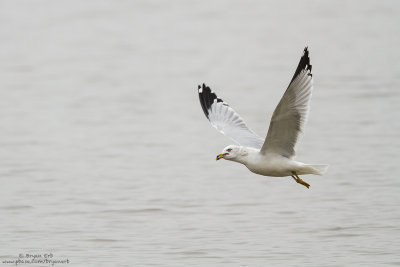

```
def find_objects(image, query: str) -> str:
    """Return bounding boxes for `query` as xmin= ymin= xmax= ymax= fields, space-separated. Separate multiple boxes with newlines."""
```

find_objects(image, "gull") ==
xmin=197 ymin=47 xmax=328 ymax=188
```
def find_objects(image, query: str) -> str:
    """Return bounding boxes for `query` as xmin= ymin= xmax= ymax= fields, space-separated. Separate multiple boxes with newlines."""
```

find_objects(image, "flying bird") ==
xmin=197 ymin=47 xmax=328 ymax=188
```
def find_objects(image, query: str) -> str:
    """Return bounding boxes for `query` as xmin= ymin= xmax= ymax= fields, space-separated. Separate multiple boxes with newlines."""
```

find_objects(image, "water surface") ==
xmin=0 ymin=0 xmax=399 ymax=266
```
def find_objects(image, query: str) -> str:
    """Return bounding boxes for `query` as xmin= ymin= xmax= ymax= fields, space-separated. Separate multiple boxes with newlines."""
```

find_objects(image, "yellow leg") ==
xmin=291 ymin=172 xmax=310 ymax=189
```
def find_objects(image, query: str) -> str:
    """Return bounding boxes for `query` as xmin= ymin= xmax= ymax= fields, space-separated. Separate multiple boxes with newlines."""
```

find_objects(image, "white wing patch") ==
xmin=261 ymin=47 xmax=313 ymax=158
xmin=198 ymin=84 xmax=264 ymax=149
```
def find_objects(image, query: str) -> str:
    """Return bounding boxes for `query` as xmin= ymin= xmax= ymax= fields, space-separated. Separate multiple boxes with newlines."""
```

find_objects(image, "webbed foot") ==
xmin=291 ymin=172 xmax=310 ymax=189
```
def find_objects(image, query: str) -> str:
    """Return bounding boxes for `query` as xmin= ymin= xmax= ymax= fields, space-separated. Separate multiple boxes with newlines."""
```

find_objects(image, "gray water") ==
xmin=0 ymin=1 xmax=399 ymax=266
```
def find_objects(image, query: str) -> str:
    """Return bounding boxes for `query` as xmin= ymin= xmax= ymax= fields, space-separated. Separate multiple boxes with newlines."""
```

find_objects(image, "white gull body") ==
xmin=219 ymin=145 xmax=327 ymax=178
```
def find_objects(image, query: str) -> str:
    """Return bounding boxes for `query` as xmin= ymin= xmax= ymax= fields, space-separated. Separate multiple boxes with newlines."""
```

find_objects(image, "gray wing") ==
xmin=198 ymin=83 xmax=264 ymax=149
xmin=260 ymin=47 xmax=313 ymax=158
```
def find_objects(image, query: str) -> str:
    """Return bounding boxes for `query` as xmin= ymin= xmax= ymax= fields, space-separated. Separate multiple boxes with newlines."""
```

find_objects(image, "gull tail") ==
xmin=303 ymin=164 xmax=329 ymax=175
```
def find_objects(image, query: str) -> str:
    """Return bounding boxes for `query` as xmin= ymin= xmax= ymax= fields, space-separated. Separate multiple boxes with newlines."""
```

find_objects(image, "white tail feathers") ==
xmin=304 ymin=164 xmax=329 ymax=175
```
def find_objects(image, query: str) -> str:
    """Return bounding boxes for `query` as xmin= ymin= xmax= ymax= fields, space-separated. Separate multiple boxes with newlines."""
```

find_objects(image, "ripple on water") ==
xmin=100 ymin=208 xmax=166 ymax=214
xmin=0 ymin=205 xmax=33 ymax=210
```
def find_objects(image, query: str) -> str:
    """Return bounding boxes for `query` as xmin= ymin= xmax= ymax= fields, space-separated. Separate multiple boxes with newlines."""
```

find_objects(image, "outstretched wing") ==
xmin=260 ymin=47 xmax=313 ymax=158
xmin=198 ymin=83 xmax=264 ymax=149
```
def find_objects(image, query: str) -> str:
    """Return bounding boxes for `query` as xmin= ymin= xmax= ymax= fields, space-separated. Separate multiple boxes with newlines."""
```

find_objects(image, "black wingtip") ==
xmin=197 ymin=83 xmax=212 ymax=118
xmin=197 ymin=83 xmax=207 ymax=92
xmin=197 ymin=83 xmax=226 ymax=119
xmin=197 ymin=83 xmax=207 ymax=91
xmin=289 ymin=47 xmax=313 ymax=84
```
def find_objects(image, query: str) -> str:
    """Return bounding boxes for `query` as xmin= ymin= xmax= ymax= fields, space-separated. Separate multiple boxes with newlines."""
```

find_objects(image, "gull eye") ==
xmin=226 ymin=148 xmax=232 ymax=152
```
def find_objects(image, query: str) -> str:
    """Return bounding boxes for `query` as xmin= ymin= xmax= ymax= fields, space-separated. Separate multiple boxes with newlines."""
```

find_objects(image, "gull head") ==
xmin=216 ymin=145 xmax=240 ymax=161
